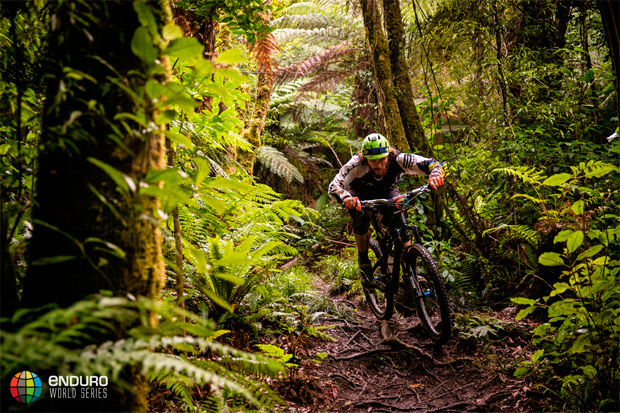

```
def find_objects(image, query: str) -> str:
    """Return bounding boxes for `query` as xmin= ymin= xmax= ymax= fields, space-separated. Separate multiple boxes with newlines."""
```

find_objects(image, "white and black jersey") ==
xmin=328 ymin=150 xmax=439 ymax=202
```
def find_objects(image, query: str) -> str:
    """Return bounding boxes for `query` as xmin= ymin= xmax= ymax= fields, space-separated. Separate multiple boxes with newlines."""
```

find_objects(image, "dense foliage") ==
xmin=1 ymin=0 xmax=618 ymax=411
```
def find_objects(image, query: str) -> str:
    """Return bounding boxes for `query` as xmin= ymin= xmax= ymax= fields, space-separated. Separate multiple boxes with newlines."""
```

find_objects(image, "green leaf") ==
xmin=539 ymin=252 xmax=565 ymax=266
xmin=571 ymin=200 xmax=585 ymax=215
xmin=193 ymin=156 xmax=211 ymax=184
xmin=570 ymin=333 xmax=591 ymax=354
xmin=592 ymin=256 xmax=610 ymax=266
xmin=163 ymin=131 xmax=194 ymax=149
xmin=32 ymin=256 xmax=79 ymax=265
xmin=566 ymin=230 xmax=584 ymax=253
xmin=516 ymin=306 xmax=537 ymax=321
xmin=550 ymin=282 xmax=570 ymax=297
xmin=542 ymin=173 xmax=572 ymax=186
xmin=510 ymin=297 xmax=537 ymax=306
xmin=201 ymin=288 xmax=234 ymax=313
xmin=580 ymin=365 xmax=597 ymax=378
xmin=133 ymin=0 xmax=158 ymax=39
xmin=554 ymin=230 xmax=573 ymax=243
xmin=218 ymin=68 xmax=249 ymax=86
xmin=88 ymin=157 xmax=135 ymax=193
xmin=156 ymin=109 xmax=178 ymax=125
xmin=576 ymin=245 xmax=604 ymax=261
xmin=185 ymin=243 xmax=208 ymax=273
xmin=585 ymin=164 xmax=615 ymax=178
xmin=163 ymin=37 xmax=204 ymax=61
xmin=531 ymin=349 xmax=544 ymax=363
xmin=211 ymin=272 xmax=246 ymax=286
xmin=162 ymin=82 xmax=197 ymax=113
xmin=84 ymin=237 xmax=126 ymax=259
xmin=215 ymin=48 xmax=246 ymax=64
xmin=162 ymin=23 xmax=183 ymax=41
xmin=131 ymin=27 xmax=157 ymax=65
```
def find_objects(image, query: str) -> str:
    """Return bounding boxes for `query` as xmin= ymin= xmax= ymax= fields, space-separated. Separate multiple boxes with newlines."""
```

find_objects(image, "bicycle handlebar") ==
xmin=359 ymin=185 xmax=431 ymax=209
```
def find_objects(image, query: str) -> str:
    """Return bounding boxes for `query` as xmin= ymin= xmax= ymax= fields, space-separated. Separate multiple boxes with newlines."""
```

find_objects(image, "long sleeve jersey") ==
xmin=328 ymin=150 xmax=441 ymax=202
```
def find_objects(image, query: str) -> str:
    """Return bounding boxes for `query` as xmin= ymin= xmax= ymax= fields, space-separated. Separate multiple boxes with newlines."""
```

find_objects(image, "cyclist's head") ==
xmin=361 ymin=133 xmax=390 ymax=160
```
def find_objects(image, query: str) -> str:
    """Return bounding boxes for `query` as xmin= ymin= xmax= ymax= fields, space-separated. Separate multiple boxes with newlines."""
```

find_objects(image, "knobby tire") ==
xmin=404 ymin=244 xmax=451 ymax=344
xmin=362 ymin=238 xmax=393 ymax=320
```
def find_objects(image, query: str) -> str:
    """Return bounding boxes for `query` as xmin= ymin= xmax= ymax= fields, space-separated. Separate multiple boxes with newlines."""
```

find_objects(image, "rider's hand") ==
xmin=343 ymin=196 xmax=362 ymax=211
xmin=428 ymin=164 xmax=444 ymax=190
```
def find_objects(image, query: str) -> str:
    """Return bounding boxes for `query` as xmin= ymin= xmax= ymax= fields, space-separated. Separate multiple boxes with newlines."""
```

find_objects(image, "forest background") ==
xmin=1 ymin=0 xmax=618 ymax=411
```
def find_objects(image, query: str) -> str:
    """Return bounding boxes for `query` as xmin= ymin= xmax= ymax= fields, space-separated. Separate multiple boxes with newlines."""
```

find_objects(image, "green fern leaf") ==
xmin=256 ymin=145 xmax=304 ymax=183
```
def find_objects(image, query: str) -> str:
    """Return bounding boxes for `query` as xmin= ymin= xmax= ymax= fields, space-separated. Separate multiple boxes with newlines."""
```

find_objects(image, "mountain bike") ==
xmin=359 ymin=185 xmax=451 ymax=344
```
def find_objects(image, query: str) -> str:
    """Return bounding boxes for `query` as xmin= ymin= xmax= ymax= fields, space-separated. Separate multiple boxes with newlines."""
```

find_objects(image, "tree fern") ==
xmin=272 ymin=13 xmax=333 ymax=30
xmin=274 ymin=27 xmax=353 ymax=46
xmin=256 ymin=145 xmax=304 ymax=184
xmin=276 ymin=43 xmax=355 ymax=85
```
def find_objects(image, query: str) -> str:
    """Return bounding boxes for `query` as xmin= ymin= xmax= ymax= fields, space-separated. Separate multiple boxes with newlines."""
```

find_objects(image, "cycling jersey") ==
xmin=328 ymin=150 xmax=440 ymax=202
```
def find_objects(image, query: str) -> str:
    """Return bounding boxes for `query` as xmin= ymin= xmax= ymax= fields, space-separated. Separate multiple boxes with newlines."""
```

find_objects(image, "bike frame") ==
xmin=362 ymin=186 xmax=430 ymax=290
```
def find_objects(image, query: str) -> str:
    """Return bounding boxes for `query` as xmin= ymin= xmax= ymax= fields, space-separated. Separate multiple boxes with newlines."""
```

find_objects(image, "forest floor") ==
xmin=271 ymin=279 xmax=553 ymax=412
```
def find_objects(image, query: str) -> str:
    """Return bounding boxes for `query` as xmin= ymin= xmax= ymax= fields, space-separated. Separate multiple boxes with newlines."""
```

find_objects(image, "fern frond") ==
xmin=273 ymin=27 xmax=352 ymax=46
xmin=272 ymin=13 xmax=333 ymax=30
xmin=276 ymin=43 xmax=355 ymax=85
xmin=483 ymin=223 xmax=539 ymax=246
xmin=492 ymin=166 xmax=545 ymax=186
xmin=250 ymin=33 xmax=279 ymax=76
xmin=296 ymin=69 xmax=354 ymax=97
xmin=256 ymin=145 xmax=304 ymax=183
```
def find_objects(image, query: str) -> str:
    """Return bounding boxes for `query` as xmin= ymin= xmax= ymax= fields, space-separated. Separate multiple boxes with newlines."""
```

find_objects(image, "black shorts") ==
xmin=348 ymin=188 xmax=401 ymax=235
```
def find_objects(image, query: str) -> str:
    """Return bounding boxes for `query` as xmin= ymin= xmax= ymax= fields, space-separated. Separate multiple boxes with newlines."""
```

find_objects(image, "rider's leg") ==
xmin=355 ymin=230 xmax=371 ymax=263
xmin=351 ymin=211 xmax=375 ymax=287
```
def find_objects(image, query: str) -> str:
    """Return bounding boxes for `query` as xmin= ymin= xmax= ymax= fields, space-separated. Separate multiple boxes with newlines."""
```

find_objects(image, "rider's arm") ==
xmin=396 ymin=153 xmax=441 ymax=175
xmin=396 ymin=153 xmax=445 ymax=189
xmin=328 ymin=154 xmax=368 ymax=203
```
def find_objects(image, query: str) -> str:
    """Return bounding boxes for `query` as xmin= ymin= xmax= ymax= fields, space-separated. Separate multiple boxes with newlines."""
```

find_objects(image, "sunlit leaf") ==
xmin=163 ymin=37 xmax=204 ymax=61
xmin=566 ymin=230 xmax=584 ymax=253
xmin=542 ymin=173 xmax=572 ymax=186
xmin=571 ymin=200 xmax=585 ymax=215
xmin=215 ymin=48 xmax=246 ymax=64
xmin=131 ymin=27 xmax=157 ymax=64
xmin=539 ymin=252 xmax=565 ymax=266
xmin=162 ymin=23 xmax=183 ymax=41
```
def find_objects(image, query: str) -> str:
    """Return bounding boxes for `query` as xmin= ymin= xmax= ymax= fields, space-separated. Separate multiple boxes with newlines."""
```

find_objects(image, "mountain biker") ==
xmin=328 ymin=133 xmax=445 ymax=289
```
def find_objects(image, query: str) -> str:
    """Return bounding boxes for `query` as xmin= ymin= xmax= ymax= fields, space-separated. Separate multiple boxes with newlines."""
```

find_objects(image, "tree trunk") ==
xmin=598 ymin=0 xmax=620 ymax=131
xmin=21 ymin=0 xmax=169 ymax=410
xmin=239 ymin=5 xmax=277 ymax=174
xmin=383 ymin=0 xmax=431 ymax=155
xmin=359 ymin=0 xmax=408 ymax=150
xmin=172 ymin=4 xmax=218 ymax=112
xmin=240 ymin=69 xmax=274 ymax=172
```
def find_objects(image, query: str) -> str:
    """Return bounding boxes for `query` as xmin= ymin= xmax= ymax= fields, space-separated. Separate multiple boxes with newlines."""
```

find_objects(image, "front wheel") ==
xmin=362 ymin=238 xmax=394 ymax=320
xmin=403 ymin=244 xmax=451 ymax=344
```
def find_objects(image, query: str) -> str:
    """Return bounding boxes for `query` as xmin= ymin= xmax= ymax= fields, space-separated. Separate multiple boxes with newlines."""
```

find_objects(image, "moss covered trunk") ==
xmin=239 ymin=7 xmax=277 ymax=174
xmin=383 ymin=0 xmax=432 ymax=155
xmin=360 ymin=0 xmax=408 ymax=150
xmin=240 ymin=71 xmax=273 ymax=172
xmin=21 ymin=0 xmax=169 ymax=410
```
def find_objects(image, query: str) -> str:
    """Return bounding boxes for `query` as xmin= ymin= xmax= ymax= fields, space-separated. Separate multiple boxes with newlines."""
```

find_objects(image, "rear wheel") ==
xmin=403 ymin=244 xmax=451 ymax=344
xmin=362 ymin=238 xmax=393 ymax=320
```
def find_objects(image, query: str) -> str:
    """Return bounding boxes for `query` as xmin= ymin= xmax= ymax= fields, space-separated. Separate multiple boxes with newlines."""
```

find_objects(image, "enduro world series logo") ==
xmin=10 ymin=371 xmax=108 ymax=403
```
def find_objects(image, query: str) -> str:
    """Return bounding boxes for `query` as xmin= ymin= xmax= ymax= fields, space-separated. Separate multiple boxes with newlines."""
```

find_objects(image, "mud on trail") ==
xmin=272 ymin=285 xmax=547 ymax=412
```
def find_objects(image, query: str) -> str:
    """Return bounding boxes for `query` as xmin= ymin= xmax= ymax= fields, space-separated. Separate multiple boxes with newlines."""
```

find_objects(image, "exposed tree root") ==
xmin=333 ymin=320 xmax=475 ymax=367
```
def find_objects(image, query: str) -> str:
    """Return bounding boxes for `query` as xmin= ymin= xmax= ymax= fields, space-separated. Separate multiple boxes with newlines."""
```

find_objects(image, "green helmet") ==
xmin=361 ymin=133 xmax=390 ymax=160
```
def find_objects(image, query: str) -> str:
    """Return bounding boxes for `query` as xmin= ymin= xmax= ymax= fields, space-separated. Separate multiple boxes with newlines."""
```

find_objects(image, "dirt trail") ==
xmin=274 ymin=282 xmax=546 ymax=412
